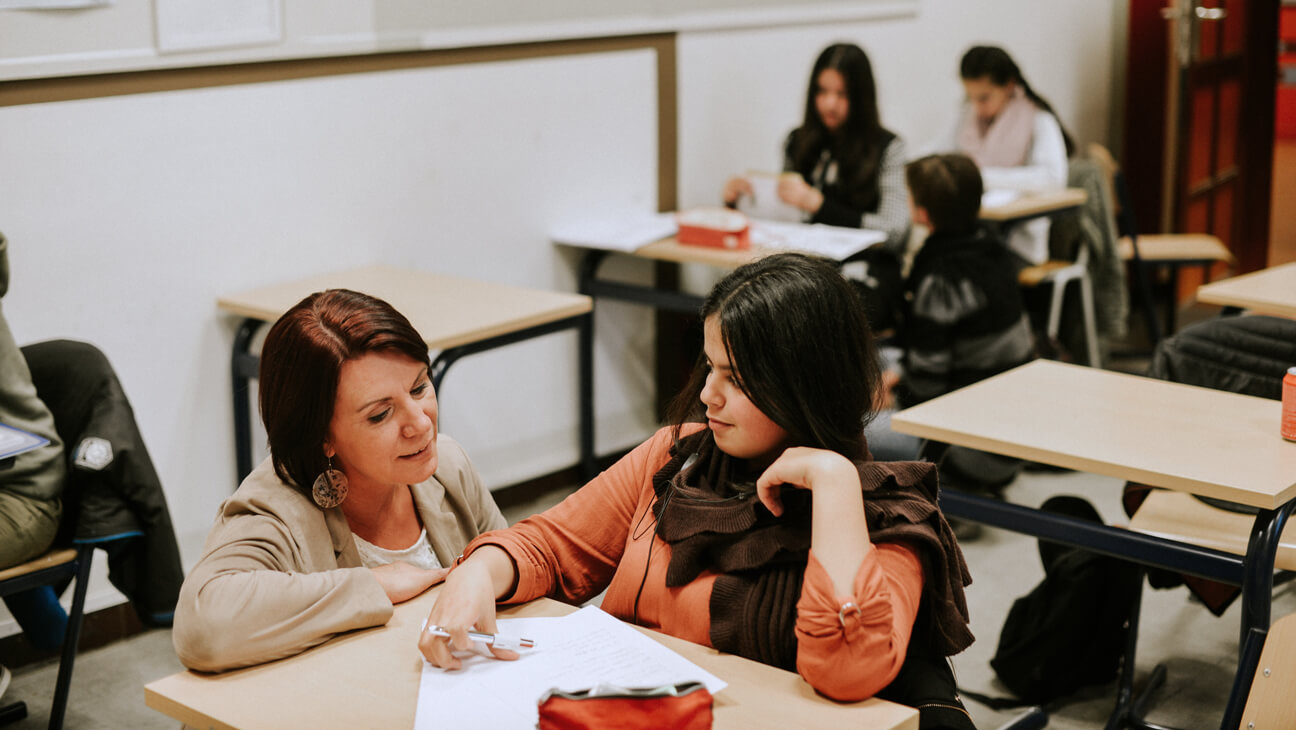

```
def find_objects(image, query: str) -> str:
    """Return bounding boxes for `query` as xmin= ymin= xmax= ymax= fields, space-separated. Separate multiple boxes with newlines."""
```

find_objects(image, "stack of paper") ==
xmin=550 ymin=212 xmax=677 ymax=252
xmin=750 ymin=220 xmax=886 ymax=260
xmin=415 ymin=606 xmax=725 ymax=730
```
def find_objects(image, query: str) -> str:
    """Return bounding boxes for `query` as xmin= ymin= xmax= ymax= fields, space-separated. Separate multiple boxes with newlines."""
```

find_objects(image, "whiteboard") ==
xmin=0 ymin=0 xmax=917 ymax=81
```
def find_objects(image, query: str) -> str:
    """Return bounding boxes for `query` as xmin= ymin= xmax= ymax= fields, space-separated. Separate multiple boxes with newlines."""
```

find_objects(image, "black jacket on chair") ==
xmin=22 ymin=339 xmax=183 ymax=626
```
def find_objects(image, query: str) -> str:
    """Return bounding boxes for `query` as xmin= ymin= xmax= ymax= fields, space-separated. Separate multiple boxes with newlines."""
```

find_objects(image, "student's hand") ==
xmin=757 ymin=447 xmax=870 ymax=595
xmin=874 ymin=369 xmax=900 ymax=411
xmin=755 ymin=447 xmax=859 ymax=517
xmin=369 ymin=562 xmax=450 ymax=604
xmin=722 ymin=176 xmax=754 ymax=205
xmin=777 ymin=174 xmax=824 ymax=213
xmin=418 ymin=548 xmax=519 ymax=670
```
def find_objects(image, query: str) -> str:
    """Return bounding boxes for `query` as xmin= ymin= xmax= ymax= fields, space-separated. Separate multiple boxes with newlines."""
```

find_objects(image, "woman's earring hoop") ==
xmin=312 ymin=458 xmax=349 ymax=508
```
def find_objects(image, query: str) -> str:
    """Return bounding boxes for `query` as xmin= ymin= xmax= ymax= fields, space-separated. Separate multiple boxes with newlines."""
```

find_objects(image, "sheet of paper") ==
xmin=981 ymin=188 xmax=1023 ymax=209
xmin=750 ymin=220 xmax=886 ymax=260
xmin=414 ymin=606 xmax=726 ymax=730
xmin=736 ymin=171 xmax=802 ymax=223
xmin=550 ymin=212 xmax=677 ymax=252
xmin=0 ymin=423 xmax=47 ymax=459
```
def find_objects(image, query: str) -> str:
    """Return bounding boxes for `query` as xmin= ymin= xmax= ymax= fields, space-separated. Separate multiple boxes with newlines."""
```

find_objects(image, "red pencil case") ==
xmin=677 ymin=208 xmax=750 ymax=250
xmin=537 ymin=680 xmax=714 ymax=730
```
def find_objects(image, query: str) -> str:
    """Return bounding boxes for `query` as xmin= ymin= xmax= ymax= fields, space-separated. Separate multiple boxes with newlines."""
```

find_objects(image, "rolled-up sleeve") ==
xmin=794 ymin=542 xmax=924 ymax=701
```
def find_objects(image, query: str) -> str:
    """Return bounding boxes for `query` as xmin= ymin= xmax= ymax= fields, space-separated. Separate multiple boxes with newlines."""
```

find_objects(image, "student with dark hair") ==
xmin=421 ymin=254 xmax=974 ymax=721
xmin=173 ymin=289 xmax=506 ymax=672
xmin=723 ymin=43 xmax=910 ymax=329
xmin=724 ymin=44 xmax=909 ymax=247
xmin=925 ymin=45 xmax=1072 ymax=267
xmin=868 ymin=154 xmax=1034 ymax=485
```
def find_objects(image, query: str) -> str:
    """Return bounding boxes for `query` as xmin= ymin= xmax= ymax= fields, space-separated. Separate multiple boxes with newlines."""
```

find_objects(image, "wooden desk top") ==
xmin=891 ymin=360 xmax=1296 ymax=510
xmin=631 ymin=236 xmax=782 ymax=268
xmin=217 ymin=266 xmax=592 ymax=351
xmin=978 ymin=187 xmax=1087 ymax=222
xmin=145 ymin=588 xmax=918 ymax=730
xmin=1196 ymin=262 xmax=1296 ymax=319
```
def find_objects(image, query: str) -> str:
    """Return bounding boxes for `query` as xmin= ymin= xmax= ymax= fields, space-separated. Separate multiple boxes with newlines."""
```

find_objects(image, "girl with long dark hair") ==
xmin=723 ymin=43 xmax=910 ymax=252
xmin=928 ymin=45 xmax=1073 ymax=266
xmin=421 ymin=254 xmax=973 ymax=723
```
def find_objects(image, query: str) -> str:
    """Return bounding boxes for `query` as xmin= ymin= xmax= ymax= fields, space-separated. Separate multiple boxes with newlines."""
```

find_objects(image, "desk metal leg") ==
xmin=231 ymin=319 xmax=263 ymax=483
xmin=429 ymin=314 xmax=593 ymax=480
xmin=1218 ymin=502 xmax=1295 ymax=730
xmin=577 ymin=251 xmax=610 ymax=481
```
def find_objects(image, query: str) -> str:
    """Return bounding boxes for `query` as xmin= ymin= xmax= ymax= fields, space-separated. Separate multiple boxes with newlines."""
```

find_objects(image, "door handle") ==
xmin=1194 ymin=6 xmax=1226 ymax=20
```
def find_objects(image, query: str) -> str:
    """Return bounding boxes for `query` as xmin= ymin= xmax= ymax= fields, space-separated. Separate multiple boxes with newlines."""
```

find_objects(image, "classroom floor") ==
xmin=3 ymin=460 xmax=1292 ymax=730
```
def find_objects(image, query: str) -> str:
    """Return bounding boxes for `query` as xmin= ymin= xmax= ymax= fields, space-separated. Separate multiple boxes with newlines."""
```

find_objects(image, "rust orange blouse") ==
xmin=463 ymin=426 xmax=925 ymax=701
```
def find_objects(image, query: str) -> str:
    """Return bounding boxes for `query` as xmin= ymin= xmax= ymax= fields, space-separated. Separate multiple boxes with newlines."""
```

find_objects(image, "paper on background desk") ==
xmin=735 ymin=171 xmax=802 ymax=223
xmin=550 ymin=212 xmax=677 ymax=252
xmin=981 ymin=188 xmax=1023 ymax=208
xmin=414 ymin=606 xmax=725 ymax=730
xmin=751 ymin=220 xmax=886 ymax=260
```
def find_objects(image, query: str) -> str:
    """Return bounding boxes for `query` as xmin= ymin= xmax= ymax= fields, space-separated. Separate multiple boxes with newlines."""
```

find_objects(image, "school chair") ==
xmin=1017 ymin=154 xmax=1124 ymax=368
xmin=1087 ymin=144 xmax=1233 ymax=345
xmin=1236 ymin=611 xmax=1296 ymax=729
xmin=0 ymin=341 xmax=160 ymax=730
xmin=1017 ymin=241 xmax=1101 ymax=367
xmin=0 ymin=543 xmax=105 ymax=730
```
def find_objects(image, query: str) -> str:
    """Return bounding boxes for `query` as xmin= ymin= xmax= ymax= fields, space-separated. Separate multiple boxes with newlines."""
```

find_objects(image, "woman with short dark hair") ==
xmin=173 ymin=289 xmax=506 ymax=672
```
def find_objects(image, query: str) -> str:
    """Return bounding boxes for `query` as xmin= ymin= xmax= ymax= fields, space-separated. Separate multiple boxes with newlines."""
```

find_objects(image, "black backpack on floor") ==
xmin=988 ymin=496 xmax=1142 ymax=705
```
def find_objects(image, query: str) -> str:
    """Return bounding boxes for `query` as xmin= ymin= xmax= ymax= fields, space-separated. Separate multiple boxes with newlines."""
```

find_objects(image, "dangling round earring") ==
xmin=312 ymin=457 xmax=349 ymax=508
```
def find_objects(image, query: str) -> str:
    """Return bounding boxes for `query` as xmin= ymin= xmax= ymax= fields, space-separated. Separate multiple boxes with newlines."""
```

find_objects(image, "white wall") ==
xmin=677 ymin=0 xmax=1120 ymax=207
xmin=0 ymin=0 xmax=1121 ymax=632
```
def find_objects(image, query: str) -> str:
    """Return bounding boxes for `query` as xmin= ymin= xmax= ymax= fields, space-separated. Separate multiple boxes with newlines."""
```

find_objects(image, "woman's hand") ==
xmin=756 ymin=447 xmax=870 ymax=595
xmin=369 ymin=562 xmax=449 ymax=604
xmin=776 ymin=173 xmax=824 ymax=213
xmin=418 ymin=546 xmax=519 ymax=670
xmin=722 ymin=176 xmax=754 ymax=205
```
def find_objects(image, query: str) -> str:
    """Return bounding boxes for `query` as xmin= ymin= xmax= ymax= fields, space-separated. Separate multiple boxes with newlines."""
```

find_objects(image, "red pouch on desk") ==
xmin=537 ymin=680 xmax=713 ymax=730
xmin=676 ymin=208 xmax=749 ymax=250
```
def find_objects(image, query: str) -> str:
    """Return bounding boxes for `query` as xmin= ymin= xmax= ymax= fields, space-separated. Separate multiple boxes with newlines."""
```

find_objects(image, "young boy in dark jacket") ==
xmin=894 ymin=153 xmax=1035 ymax=406
xmin=868 ymin=155 xmax=1033 ymax=514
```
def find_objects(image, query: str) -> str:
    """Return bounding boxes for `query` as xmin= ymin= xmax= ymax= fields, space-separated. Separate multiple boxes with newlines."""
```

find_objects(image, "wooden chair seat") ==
xmin=1129 ymin=490 xmax=1296 ymax=571
xmin=1017 ymin=260 xmax=1079 ymax=286
xmin=0 ymin=549 xmax=77 ymax=583
xmin=1118 ymin=234 xmax=1233 ymax=264
xmin=1240 ymin=611 xmax=1296 ymax=728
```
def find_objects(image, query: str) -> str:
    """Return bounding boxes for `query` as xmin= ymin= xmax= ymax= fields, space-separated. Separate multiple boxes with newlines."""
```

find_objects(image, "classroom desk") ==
xmin=218 ymin=266 xmax=593 ymax=481
xmin=978 ymin=187 xmax=1087 ymax=227
xmin=1195 ymin=262 xmax=1296 ymax=319
xmin=144 ymin=587 xmax=919 ymax=730
xmin=891 ymin=360 xmax=1296 ymax=730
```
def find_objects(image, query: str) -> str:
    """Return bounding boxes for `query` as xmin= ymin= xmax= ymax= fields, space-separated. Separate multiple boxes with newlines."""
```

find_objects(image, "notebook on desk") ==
xmin=750 ymin=220 xmax=886 ymax=260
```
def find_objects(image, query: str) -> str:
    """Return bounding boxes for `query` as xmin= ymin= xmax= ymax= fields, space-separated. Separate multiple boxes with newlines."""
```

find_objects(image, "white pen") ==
xmin=422 ymin=622 xmax=535 ymax=650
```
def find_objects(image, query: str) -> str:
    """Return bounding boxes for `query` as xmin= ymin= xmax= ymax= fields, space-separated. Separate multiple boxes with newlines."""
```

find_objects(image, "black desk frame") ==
xmin=230 ymin=312 xmax=593 ymax=483
xmin=939 ymin=488 xmax=1293 ymax=730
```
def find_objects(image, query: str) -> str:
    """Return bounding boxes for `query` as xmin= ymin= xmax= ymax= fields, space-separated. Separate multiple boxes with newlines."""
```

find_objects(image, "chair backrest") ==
xmin=1238 ymin=611 xmax=1296 ymax=728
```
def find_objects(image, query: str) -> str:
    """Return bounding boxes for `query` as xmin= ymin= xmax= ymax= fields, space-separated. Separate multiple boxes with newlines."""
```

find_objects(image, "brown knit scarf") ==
xmin=652 ymin=429 xmax=973 ymax=671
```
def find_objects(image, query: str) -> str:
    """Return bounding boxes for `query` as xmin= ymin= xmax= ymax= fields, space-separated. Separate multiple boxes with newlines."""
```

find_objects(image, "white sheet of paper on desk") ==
xmin=550 ymin=212 xmax=678 ymax=252
xmin=736 ymin=172 xmax=803 ymax=223
xmin=751 ymin=220 xmax=886 ymax=260
xmin=981 ymin=189 xmax=1023 ymax=208
xmin=413 ymin=606 xmax=726 ymax=730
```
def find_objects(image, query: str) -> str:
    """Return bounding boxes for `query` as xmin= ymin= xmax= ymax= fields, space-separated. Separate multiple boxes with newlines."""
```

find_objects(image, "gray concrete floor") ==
xmin=4 ymin=466 xmax=1289 ymax=729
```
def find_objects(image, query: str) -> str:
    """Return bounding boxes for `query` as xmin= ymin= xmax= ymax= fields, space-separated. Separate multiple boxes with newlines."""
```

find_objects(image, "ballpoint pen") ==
xmin=422 ymin=623 xmax=535 ymax=650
